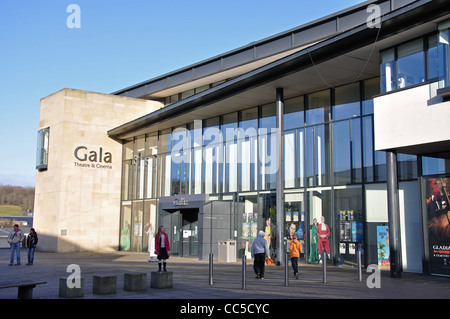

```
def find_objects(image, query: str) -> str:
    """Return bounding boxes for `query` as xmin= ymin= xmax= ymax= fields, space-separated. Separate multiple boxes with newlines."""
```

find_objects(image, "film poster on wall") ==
xmin=426 ymin=177 xmax=450 ymax=276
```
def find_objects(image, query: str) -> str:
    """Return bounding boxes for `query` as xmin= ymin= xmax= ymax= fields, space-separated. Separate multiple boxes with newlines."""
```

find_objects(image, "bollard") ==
xmin=322 ymin=249 xmax=327 ymax=284
xmin=357 ymin=246 xmax=362 ymax=282
xmin=284 ymin=253 xmax=289 ymax=287
xmin=242 ymin=255 xmax=247 ymax=290
xmin=209 ymin=253 xmax=213 ymax=286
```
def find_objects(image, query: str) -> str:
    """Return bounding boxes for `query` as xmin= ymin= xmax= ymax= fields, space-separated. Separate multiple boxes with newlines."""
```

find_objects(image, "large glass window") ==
xmin=297 ymin=129 xmax=305 ymax=187
xmin=145 ymin=155 xmax=158 ymax=199
xmin=120 ymin=203 xmax=132 ymax=251
xmin=438 ymin=28 xmax=450 ymax=88
xmin=122 ymin=160 xmax=132 ymax=200
xmin=143 ymin=199 xmax=157 ymax=253
xmin=240 ymin=107 xmax=258 ymax=136
xmin=222 ymin=113 xmax=238 ymax=193
xmin=397 ymin=39 xmax=425 ymax=89
xmin=259 ymin=104 xmax=277 ymax=190
xmin=335 ymin=186 xmax=363 ymax=267
xmin=380 ymin=48 xmax=396 ymax=93
xmin=284 ymin=131 xmax=296 ymax=188
xmin=239 ymin=108 xmax=258 ymax=192
xmin=306 ymin=124 xmax=330 ymax=186
xmin=188 ymin=122 xmax=202 ymax=194
xmin=131 ymin=201 xmax=143 ymax=251
xmin=306 ymin=89 xmax=330 ymax=126
xmin=203 ymin=117 xmax=221 ymax=194
xmin=239 ymin=136 xmax=257 ymax=192
xmin=158 ymin=129 xmax=172 ymax=154
xmin=422 ymin=156 xmax=450 ymax=176
xmin=333 ymin=83 xmax=360 ymax=120
xmin=380 ymin=35 xmax=443 ymax=93
xmin=134 ymin=136 xmax=145 ymax=200
xmin=362 ymin=116 xmax=374 ymax=182
xmin=120 ymin=75 xmax=390 ymax=255
xmin=362 ymin=77 xmax=379 ymax=115
xmin=285 ymin=192 xmax=305 ymax=255
xmin=36 ymin=127 xmax=49 ymax=171
xmin=238 ymin=195 xmax=259 ymax=259
xmin=172 ymin=126 xmax=189 ymax=196
xmin=428 ymin=35 xmax=439 ymax=81
xmin=259 ymin=103 xmax=276 ymax=130
xmin=284 ymin=96 xmax=304 ymax=130
xmin=333 ymin=121 xmax=351 ymax=184
xmin=259 ymin=133 xmax=276 ymax=190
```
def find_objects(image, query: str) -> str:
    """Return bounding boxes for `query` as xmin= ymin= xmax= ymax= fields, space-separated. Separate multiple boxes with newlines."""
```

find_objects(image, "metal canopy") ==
xmin=108 ymin=0 xmax=449 ymax=140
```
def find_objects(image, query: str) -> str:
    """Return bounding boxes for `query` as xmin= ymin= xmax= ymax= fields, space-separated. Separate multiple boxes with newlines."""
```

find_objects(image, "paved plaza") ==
xmin=0 ymin=248 xmax=449 ymax=302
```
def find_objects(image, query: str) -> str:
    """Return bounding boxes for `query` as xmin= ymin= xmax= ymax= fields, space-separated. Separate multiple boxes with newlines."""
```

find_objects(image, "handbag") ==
xmin=265 ymin=257 xmax=274 ymax=266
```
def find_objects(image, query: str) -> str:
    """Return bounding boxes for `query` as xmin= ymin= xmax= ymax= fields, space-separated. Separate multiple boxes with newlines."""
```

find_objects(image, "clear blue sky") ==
xmin=0 ymin=0 xmax=364 ymax=187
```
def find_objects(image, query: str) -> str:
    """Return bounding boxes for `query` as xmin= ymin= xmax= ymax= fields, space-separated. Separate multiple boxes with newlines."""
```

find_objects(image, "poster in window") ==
xmin=377 ymin=226 xmax=390 ymax=270
xmin=352 ymin=221 xmax=363 ymax=242
xmin=426 ymin=177 xmax=450 ymax=276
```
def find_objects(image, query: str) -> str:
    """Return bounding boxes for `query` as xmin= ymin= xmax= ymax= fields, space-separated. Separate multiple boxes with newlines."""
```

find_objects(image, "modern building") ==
xmin=34 ymin=0 xmax=450 ymax=277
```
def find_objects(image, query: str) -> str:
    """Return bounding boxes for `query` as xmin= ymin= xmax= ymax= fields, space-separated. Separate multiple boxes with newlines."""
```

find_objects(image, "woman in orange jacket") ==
xmin=289 ymin=234 xmax=302 ymax=279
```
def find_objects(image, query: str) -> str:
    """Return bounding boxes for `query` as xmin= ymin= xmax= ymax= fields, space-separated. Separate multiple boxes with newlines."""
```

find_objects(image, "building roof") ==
xmin=111 ymin=0 xmax=400 ymax=100
xmin=108 ymin=0 xmax=450 ymax=140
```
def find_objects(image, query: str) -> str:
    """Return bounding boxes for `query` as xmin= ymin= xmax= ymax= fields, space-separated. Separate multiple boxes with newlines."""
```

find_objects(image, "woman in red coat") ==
xmin=155 ymin=226 xmax=171 ymax=272
xmin=317 ymin=216 xmax=331 ymax=261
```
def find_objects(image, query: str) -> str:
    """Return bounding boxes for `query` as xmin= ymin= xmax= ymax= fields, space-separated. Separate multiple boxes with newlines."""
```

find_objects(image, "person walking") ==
xmin=155 ymin=226 xmax=170 ymax=272
xmin=308 ymin=218 xmax=320 ymax=263
xmin=26 ymin=228 xmax=38 ymax=265
xmin=8 ymin=224 xmax=24 ymax=266
xmin=251 ymin=230 xmax=270 ymax=279
xmin=289 ymin=233 xmax=302 ymax=279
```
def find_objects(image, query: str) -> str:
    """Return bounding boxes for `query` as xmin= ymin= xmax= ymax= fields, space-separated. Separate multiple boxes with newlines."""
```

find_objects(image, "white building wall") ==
xmin=374 ymin=83 xmax=450 ymax=153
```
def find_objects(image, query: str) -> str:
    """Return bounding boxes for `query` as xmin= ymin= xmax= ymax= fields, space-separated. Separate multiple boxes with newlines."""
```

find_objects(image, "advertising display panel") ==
xmin=426 ymin=177 xmax=450 ymax=276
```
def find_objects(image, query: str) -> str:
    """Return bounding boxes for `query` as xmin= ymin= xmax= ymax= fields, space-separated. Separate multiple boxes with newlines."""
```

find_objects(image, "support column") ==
xmin=276 ymin=88 xmax=284 ymax=266
xmin=386 ymin=151 xmax=401 ymax=278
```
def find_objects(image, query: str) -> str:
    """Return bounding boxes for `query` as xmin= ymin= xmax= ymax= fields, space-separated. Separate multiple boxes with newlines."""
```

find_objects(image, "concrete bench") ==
xmin=93 ymin=275 xmax=117 ymax=295
xmin=0 ymin=280 xmax=47 ymax=299
xmin=58 ymin=277 xmax=85 ymax=298
xmin=151 ymin=271 xmax=173 ymax=289
xmin=123 ymin=272 xmax=147 ymax=292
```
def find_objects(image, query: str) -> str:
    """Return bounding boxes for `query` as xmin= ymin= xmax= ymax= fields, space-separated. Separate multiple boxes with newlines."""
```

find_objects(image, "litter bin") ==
xmin=218 ymin=240 xmax=236 ymax=263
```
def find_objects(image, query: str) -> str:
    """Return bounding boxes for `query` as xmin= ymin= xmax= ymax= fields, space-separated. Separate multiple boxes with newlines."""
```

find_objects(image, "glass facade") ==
xmin=438 ymin=27 xmax=450 ymax=89
xmin=119 ymin=27 xmax=450 ymax=272
xmin=119 ymin=76 xmax=401 ymax=267
xmin=380 ymin=32 xmax=440 ymax=93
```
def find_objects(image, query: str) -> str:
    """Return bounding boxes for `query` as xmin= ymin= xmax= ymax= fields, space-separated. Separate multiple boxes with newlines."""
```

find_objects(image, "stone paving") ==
xmin=0 ymin=248 xmax=449 ymax=301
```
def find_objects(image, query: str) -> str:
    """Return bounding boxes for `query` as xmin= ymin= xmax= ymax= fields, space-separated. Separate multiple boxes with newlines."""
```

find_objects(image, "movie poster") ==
xmin=377 ymin=226 xmax=390 ymax=270
xmin=426 ymin=177 xmax=450 ymax=276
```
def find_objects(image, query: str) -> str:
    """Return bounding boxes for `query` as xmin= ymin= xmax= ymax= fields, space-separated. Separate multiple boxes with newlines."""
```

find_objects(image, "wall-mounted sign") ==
xmin=173 ymin=197 xmax=189 ymax=206
xmin=74 ymin=146 xmax=113 ymax=169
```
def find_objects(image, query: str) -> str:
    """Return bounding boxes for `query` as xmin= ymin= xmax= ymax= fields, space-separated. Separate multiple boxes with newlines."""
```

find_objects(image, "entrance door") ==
xmin=181 ymin=209 xmax=198 ymax=257
xmin=166 ymin=209 xmax=198 ymax=257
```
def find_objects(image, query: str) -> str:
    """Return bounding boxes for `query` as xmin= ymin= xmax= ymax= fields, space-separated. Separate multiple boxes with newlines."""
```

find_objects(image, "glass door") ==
xmin=171 ymin=211 xmax=181 ymax=257
xmin=181 ymin=210 xmax=199 ymax=257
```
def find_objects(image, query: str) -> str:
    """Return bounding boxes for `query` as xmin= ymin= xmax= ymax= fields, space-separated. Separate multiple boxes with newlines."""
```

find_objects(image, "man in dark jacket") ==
xmin=26 ymin=228 xmax=38 ymax=265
